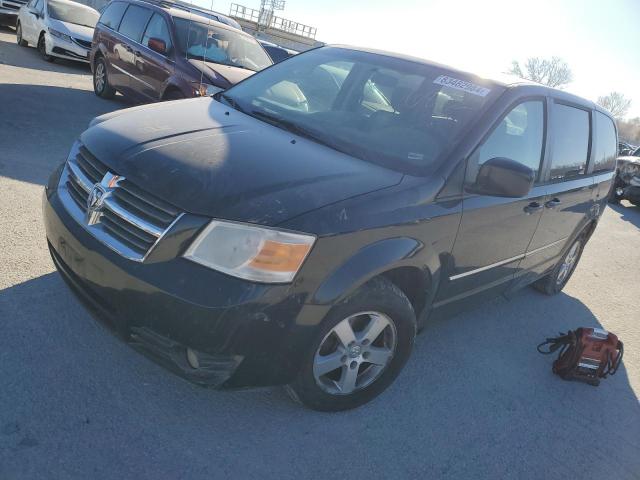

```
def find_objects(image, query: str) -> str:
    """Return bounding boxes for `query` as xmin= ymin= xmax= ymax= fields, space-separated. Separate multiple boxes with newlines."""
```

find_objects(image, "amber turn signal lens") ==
xmin=249 ymin=240 xmax=312 ymax=272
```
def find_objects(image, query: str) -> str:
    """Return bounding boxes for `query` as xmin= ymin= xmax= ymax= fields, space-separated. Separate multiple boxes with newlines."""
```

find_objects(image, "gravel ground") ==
xmin=1 ymin=28 xmax=639 ymax=480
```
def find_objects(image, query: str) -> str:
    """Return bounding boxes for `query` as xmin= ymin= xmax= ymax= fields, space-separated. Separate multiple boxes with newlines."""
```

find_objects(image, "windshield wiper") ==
xmin=215 ymin=93 xmax=246 ymax=114
xmin=249 ymin=110 xmax=339 ymax=148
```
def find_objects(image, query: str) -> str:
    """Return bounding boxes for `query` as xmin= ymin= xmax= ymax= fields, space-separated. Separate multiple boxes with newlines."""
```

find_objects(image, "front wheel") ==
xmin=38 ymin=34 xmax=54 ymax=62
xmin=16 ymin=23 xmax=28 ymax=46
xmin=288 ymin=277 xmax=416 ymax=411
xmin=93 ymin=57 xmax=116 ymax=99
xmin=533 ymin=237 xmax=584 ymax=295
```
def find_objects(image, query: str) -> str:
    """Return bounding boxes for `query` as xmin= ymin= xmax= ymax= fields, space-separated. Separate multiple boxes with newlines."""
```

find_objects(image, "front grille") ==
xmin=62 ymin=144 xmax=182 ymax=261
xmin=73 ymin=38 xmax=92 ymax=49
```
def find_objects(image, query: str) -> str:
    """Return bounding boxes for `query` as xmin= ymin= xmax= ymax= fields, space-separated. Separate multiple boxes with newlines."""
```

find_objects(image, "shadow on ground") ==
xmin=0 ymin=83 xmax=128 ymax=185
xmin=0 ymin=271 xmax=638 ymax=479
xmin=609 ymin=201 xmax=640 ymax=228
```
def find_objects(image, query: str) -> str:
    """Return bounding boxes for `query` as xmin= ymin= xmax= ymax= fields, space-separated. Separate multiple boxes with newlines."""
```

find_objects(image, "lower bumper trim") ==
xmin=130 ymin=327 xmax=243 ymax=387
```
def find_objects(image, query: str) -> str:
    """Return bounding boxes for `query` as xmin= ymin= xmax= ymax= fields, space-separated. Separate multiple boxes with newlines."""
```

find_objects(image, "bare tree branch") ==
xmin=508 ymin=56 xmax=573 ymax=88
xmin=597 ymin=92 xmax=632 ymax=119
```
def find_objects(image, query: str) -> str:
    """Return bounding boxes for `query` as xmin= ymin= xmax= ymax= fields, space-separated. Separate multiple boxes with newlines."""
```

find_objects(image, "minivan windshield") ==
xmin=48 ymin=0 xmax=98 ymax=28
xmin=174 ymin=18 xmax=272 ymax=72
xmin=220 ymin=47 xmax=502 ymax=174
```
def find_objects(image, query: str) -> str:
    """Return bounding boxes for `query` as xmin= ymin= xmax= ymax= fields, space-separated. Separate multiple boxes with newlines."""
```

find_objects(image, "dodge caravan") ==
xmin=43 ymin=46 xmax=617 ymax=411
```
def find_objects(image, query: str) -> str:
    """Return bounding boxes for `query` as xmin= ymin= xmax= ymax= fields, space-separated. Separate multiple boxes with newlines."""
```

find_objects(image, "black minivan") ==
xmin=44 ymin=46 xmax=617 ymax=411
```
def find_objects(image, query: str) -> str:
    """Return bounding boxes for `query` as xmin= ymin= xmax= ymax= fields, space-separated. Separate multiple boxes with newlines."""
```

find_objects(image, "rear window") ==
xmin=117 ymin=4 xmax=152 ymax=42
xmin=549 ymin=104 xmax=590 ymax=181
xmin=98 ymin=1 xmax=127 ymax=30
xmin=593 ymin=112 xmax=617 ymax=172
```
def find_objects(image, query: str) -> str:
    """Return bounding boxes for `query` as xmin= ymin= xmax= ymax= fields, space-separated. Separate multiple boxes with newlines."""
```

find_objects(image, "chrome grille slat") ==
xmin=102 ymin=209 xmax=158 ymax=244
xmin=112 ymin=188 xmax=175 ymax=225
xmin=60 ymin=144 xmax=183 ymax=262
xmin=118 ymin=179 xmax=180 ymax=217
xmin=103 ymin=197 xmax=164 ymax=237
xmin=76 ymin=153 xmax=103 ymax=184
xmin=101 ymin=216 xmax=152 ymax=253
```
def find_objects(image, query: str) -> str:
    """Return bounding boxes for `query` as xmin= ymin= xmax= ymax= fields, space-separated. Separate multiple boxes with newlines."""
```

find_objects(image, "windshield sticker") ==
xmin=408 ymin=152 xmax=424 ymax=161
xmin=433 ymin=76 xmax=491 ymax=97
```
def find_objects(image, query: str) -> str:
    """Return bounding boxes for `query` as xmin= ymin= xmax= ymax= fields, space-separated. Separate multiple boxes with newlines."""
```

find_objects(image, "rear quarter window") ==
xmin=593 ymin=111 xmax=617 ymax=172
xmin=98 ymin=1 xmax=127 ymax=30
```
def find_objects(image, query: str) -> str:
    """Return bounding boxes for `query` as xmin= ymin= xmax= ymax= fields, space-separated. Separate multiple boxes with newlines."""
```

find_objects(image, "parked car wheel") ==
xmin=38 ymin=34 xmax=54 ymax=62
xmin=93 ymin=57 xmax=116 ymax=99
xmin=288 ymin=277 xmax=416 ymax=411
xmin=533 ymin=236 xmax=584 ymax=295
xmin=16 ymin=23 xmax=27 ymax=46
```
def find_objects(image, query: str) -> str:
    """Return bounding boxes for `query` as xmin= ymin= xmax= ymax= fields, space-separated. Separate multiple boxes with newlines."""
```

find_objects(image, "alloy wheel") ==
xmin=313 ymin=311 xmax=397 ymax=395
xmin=95 ymin=62 xmax=105 ymax=93
xmin=556 ymin=240 xmax=581 ymax=286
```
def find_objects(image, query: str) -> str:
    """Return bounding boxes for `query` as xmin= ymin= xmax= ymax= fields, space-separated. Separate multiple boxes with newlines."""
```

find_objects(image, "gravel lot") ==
xmin=1 ymin=27 xmax=639 ymax=480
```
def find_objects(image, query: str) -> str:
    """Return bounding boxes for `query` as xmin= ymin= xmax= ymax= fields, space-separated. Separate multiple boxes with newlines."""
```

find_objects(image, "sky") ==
xmin=195 ymin=0 xmax=640 ymax=118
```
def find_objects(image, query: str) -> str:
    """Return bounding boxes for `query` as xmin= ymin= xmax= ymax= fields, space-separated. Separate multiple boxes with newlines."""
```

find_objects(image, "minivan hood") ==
xmin=81 ymin=98 xmax=402 ymax=225
xmin=49 ymin=19 xmax=94 ymax=41
xmin=188 ymin=59 xmax=256 ymax=88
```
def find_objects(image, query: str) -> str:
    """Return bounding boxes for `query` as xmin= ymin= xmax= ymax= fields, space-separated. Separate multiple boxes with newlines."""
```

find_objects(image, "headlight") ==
xmin=193 ymin=82 xmax=223 ymax=97
xmin=184 ymin=220 xmax=316 ymax=283
xmin=48 ymin=28 xmax=72 ymax=43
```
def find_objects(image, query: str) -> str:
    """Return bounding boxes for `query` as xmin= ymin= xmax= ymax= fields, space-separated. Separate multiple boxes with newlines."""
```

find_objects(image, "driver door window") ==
xmin=466 ymin=100 xmax=545 ymax=185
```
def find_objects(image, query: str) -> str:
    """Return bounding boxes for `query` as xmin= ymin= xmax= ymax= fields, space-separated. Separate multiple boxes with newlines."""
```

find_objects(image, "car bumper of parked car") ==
xmin=47 ymin=33 xmax=90 ymax=63
xmin=43 ymin=166 xmax=312 ymax=389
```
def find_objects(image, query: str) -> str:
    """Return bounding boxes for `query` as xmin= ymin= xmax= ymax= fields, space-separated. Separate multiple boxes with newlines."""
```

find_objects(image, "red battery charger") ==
xmin=537 ymin=327 xmax=623 ymax=386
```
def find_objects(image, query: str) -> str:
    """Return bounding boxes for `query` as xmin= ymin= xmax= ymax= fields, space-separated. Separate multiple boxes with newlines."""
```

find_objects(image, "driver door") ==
xmin=436 ymin=99 xmax=549 ymax=306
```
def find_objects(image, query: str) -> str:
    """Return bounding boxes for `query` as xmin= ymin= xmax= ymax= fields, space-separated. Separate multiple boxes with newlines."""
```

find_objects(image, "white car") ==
xmin=16 ymin=0 xmax=98 ymax=63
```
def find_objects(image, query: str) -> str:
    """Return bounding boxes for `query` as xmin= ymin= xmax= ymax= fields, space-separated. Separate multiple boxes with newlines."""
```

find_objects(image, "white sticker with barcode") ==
xmin=433 ymin=75 xmax=491 ymax=97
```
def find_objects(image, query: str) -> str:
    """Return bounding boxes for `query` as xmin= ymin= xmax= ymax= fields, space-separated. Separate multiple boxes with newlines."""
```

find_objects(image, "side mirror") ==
xmin=147 ymin=37 xmax=166 ymax=55
xmin=29 ymin=9 xmax=40 ymax=18
xmin=473 ymin=157 xmax=534 ymax=198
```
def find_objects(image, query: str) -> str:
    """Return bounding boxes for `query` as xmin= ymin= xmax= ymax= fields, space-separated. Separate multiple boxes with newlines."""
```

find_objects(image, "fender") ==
xmin=160 ymin=74 xmax=192 ymax=99
xmin=311 ymin=237 xmax=427 ymax=306
xmin=90 ymin=43 xmax=109 ymax=73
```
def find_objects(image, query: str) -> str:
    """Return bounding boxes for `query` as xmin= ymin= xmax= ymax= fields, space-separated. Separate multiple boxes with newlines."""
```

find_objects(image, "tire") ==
xmin=163 ymin=89 xmax=185 ymax=100
xmin=38 ymin=34 xmax=54 ymax=62
xmin=533 ymin=236 xmax=584 ymax=295
xmin=16 ymin=22 xmax=27 ymax=46
xmin=93 ymin=57 xmax=116 ymax=99
xmin=288 ymin=277 xmax=416 ymax=411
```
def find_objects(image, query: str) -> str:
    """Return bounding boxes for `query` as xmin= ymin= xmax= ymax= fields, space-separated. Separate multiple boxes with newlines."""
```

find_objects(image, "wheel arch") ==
xmin=310 ymin=237 xmax=433 ymax=318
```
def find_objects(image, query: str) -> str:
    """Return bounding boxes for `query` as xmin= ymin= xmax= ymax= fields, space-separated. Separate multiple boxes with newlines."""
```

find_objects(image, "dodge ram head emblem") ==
xmin=85 ymin=173 xmax=122 ymax=226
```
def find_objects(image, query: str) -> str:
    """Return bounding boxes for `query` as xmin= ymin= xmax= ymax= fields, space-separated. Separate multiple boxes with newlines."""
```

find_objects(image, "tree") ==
xmin=597 ymin=92 xmax=632 ymax=119
xmin=508 ymin=57 xmax=573 ymax=88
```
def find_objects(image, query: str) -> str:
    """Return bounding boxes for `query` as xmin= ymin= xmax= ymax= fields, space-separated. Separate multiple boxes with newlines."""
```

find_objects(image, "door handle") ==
xmin=524 ymin=202 xmax=543 ymax=214
xmin=545 ymin=198 xmax=561 ymax=209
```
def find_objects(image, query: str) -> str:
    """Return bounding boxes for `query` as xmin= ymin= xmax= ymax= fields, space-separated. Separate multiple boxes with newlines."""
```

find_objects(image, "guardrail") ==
xmin=229 ymin=3 xmax=317 ymax=39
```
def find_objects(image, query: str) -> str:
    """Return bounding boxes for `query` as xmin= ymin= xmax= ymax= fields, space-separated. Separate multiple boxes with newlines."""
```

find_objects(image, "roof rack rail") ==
xmin=138 ymin=0 xmax=241 ymax=28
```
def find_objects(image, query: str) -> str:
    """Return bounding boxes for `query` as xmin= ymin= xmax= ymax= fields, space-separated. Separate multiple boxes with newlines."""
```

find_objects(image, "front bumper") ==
xmin=46 ymin=33 xmax=90 ymax=63
xmin=43 ymin=166 xmax=310 ymax=388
